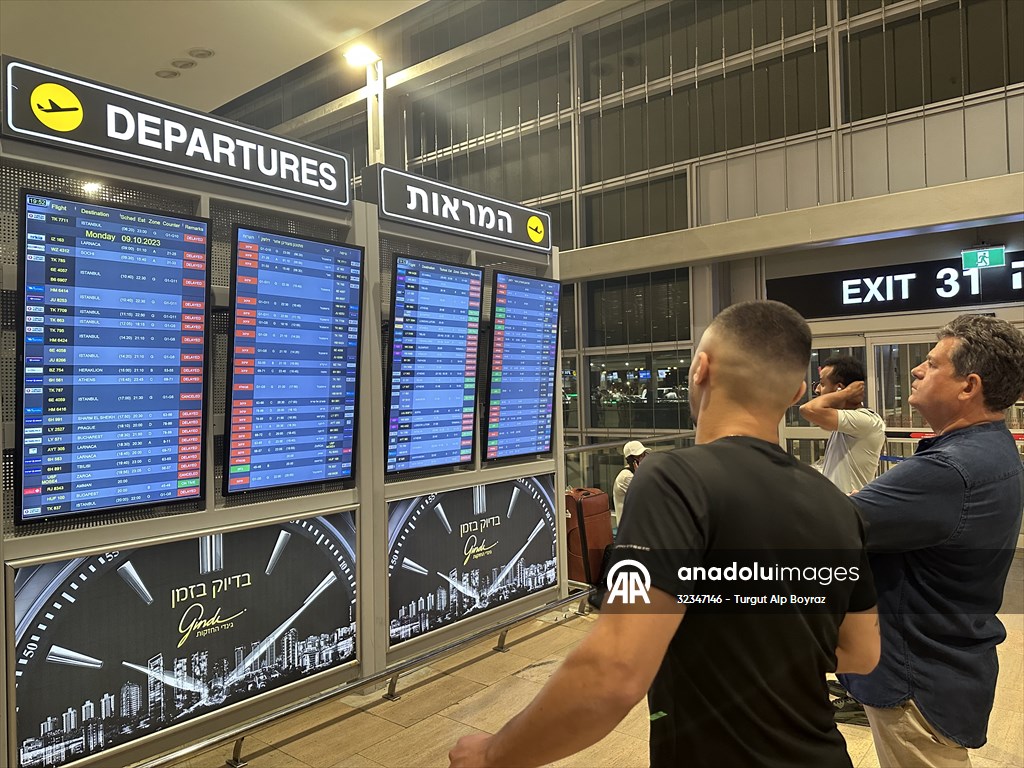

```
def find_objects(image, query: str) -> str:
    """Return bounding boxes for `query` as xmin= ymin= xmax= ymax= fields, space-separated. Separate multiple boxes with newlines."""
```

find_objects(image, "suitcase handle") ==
xmin=575 ymin=503 xmax=592 ymax=583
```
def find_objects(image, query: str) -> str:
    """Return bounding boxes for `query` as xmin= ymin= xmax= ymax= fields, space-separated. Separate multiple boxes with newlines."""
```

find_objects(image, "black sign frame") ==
xmin=766 ymin=253 xmax=1024 ymax=320
xmin=3 ymin=57 xmax=352 ymax=209
xmin=367 ymin=165 xmax=552 ymax=255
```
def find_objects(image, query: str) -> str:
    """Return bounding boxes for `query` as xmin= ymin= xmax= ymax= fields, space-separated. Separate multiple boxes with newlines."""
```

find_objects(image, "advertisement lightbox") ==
xmin=12 ymin=513 xmax=357 ymax=768
xmin=387 ymin=475 xmax=557 ymax=646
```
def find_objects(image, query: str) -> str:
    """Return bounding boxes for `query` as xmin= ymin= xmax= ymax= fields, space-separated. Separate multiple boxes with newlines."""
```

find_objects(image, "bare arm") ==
xmin=799 ymin=381 xmax=864 ymax=431
xmin=449 ymin=589 xmax=683 ymax=768
xmin=834 ymin=606 xmax=880 ymax=675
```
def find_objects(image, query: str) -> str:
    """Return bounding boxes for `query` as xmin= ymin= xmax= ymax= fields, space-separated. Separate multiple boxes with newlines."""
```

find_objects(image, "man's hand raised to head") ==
xmin=844 ymin=380 xmax=865 ymax=406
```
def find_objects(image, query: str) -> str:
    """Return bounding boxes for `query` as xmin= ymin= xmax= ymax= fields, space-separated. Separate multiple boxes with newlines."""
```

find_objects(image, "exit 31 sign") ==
xmin=766 ymin=252 xmax=1023 ymax=319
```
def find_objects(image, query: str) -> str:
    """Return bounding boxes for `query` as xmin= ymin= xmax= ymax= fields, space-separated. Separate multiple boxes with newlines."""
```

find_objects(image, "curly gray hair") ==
xmin=938 ymin=315 xmax=1024 ymax=412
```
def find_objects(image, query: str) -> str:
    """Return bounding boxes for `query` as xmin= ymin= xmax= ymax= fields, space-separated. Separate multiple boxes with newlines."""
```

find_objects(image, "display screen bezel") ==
xmin=384 ymin=254 xmax=483 ymax=476
xmin=15 ymin=188 xmax=212 ymax=525
xmin=223 ymin=225 xmax=365 ymax=496
xmin=482 ymin=269 xmax=561 ymax=463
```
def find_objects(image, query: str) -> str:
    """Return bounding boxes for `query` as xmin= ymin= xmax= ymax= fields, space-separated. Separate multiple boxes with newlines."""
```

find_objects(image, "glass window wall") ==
xmin=562 ymin=357 xmax=580 ymax=431
xmin=874 ymin=342 xmax=932 ymax=429
xmin=587 ymin=350 xmax=692 ymax=431
xmin=583 ymin=45 xmax=827 ymax=186
xmin=842 ymin=0 xmax=1023 ymax=123
xmin=409 ymin=44 xmax=571 ymax=158
xmin=581 ymin=0 xmax=827 ymax=102
xmin=583 ymin=174 xmax=688 ymax=246
xmin=586 ymin=269 xmax=690 ymax=346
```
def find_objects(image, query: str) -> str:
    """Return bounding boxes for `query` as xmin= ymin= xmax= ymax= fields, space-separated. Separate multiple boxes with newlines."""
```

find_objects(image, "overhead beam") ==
xmin=560 ymin=173 xmax=1024 ymax=281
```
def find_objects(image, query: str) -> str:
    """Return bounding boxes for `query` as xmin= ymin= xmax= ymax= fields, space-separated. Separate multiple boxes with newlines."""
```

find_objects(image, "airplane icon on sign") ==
xmin=36 ymin=98 xmax=79 ymax=114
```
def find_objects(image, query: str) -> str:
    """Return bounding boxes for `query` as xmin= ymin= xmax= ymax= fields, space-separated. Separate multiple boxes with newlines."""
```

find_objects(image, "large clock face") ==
xmin=387 ymin=475 xmax=557 ymax=645
xmin=12 ymin=514 xmax=357 ymax=768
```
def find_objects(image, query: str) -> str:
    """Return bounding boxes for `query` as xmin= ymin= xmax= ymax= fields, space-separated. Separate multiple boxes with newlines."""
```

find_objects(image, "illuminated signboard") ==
xmin=12 ymin=513 xmax=357 ymax=768
xmin=17 ymin=191 xmax=209 ymax=524
xmin=766 ymin=253 xmax=1024 ymax=319
xmin=388 ymin=476 xmax=557 ymax=645
xmin=385 ymin=256 xmax=482 ymax=473
xmin=485 ymin=272 xmax=560 ymax=461
xmin=3 ymin=57 xmax=351 ymax=208
xmin=368 ymin=165 xmax=551 ymax=254
xmin=226 ymin=228 xmax=363 ymax=493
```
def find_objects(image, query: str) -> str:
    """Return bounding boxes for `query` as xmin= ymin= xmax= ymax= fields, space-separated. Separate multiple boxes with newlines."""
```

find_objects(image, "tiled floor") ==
xmin=171 ymin=553 xmax=1024 ymax=768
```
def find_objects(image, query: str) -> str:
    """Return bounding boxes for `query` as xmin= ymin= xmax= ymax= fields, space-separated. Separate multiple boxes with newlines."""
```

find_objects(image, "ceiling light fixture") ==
xmin=188 ymin=48 xmax=215 ymax=59
xmin=344 ymin=44 xmax=380 ymax=67
xmin=155 ymin=70 xmax=179 ymax=79
xmin=171 ymin=59 xmax=197 ymax=70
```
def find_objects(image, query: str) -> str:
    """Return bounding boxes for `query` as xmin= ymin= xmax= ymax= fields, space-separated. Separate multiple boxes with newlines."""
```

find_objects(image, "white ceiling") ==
xmin=0 ymin=0 xmax=428 ymax=112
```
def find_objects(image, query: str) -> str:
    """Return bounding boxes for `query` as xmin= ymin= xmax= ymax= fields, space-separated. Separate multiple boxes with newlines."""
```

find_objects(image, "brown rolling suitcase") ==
xmin=565 ymin=487 xmax=613 ymax=584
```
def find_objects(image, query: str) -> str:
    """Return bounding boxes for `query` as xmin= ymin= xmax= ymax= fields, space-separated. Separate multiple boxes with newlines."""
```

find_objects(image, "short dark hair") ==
xmin=821 ymin=356 xmax=865 ymax=387
xmin=939 ymin=315 xmax=1024 ymax=412
xmin=712 ymin=300 xmax=812 ymax=374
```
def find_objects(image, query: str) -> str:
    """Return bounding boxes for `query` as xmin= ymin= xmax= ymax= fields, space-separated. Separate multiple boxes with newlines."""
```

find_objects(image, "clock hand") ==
xmin=485 ymin=518 xmax=546 ymax=598
xmin=122 ymin=661 xmax=209 ymax=696
xmin=45 ymin=645 xmax=210 ymax=696
xmin=224 ymin=571 xmax=337 ymax=686
xmin=435 ymin=569 xmax=481 ymax=604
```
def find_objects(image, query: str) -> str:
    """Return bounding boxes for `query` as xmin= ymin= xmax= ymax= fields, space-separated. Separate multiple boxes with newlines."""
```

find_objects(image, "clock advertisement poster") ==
xmin=12 ymin=513 xmax=357 ymax=768
xmin=388 ymin=475 xmax=558 ymax=645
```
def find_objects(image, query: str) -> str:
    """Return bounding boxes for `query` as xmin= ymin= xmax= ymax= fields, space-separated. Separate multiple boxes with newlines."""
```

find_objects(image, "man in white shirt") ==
xmin=800 ymin=356 xmax=885 ymax=495
xmin=612 ymin=440 xmax=648 ymax=524
xmin=799 ymin=355 xmax=885 ymax=720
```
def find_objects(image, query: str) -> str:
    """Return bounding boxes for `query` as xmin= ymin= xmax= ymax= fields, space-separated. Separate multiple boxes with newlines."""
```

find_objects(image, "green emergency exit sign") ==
xmin=961 ymin=245 xmax=1006 ymax=269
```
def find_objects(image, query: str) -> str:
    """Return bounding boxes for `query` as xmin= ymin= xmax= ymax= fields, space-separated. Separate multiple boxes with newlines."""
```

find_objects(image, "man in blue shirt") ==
xmin=841 ymin=314 xmax=1024 ymax=767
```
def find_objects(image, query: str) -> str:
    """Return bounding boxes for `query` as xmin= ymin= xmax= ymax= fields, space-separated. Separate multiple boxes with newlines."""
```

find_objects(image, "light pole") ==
xmin=344 ymin=45 xmax=385 ymax=166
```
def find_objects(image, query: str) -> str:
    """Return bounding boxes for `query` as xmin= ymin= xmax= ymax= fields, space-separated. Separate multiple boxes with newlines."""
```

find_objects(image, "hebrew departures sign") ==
xmin=371 ymin=165 xmax=551 ymax=255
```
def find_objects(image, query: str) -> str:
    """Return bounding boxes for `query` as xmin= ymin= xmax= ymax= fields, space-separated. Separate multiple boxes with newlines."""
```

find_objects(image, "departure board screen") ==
xmin=225 ymin=228 xmax=363 ymax=493
xmin=485 ymin=272 xmax=560 ymax=460
xmin=17 ymin=192 xmax=209 ymax=524
xmin=386 ymin=256 xmax=482 ymax=473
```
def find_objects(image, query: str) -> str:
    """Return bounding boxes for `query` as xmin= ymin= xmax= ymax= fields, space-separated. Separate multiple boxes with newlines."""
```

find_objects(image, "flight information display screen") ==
xmin=386 ymin=256 xmax=482 ymax=473
xmin=225 ymin=228 xmax=363 ymax=493
xmin=17 ymin=192 xmax=209 ymax=524
xmin=485 ymin=272 xmax=560 ymax=460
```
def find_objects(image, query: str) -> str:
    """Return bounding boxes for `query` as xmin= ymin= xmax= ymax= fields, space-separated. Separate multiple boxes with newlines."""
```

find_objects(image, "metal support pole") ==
xmin=493 ymin=628 xmax=511 ymax=652
xmin=225 ymin=737 xmax=248 ymax=768
xmin=367 ymin=59 xmax=385 ymax=166
xmin=382 ymin=673 xmax=402 ymax=702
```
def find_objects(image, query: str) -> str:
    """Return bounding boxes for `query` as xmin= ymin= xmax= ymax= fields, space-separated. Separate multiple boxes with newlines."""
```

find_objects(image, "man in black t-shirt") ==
xmin=449 ymin=301 xmax=879 ymax=768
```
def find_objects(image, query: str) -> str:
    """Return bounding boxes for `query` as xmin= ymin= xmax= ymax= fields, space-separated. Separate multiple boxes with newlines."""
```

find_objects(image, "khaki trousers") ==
xmin=864 ymin=700 xmax=971 ymax=768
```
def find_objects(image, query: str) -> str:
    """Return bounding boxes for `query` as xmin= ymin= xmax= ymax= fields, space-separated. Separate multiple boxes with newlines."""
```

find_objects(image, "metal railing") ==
xmin=564 ymin=433 xmax=695 ymax=503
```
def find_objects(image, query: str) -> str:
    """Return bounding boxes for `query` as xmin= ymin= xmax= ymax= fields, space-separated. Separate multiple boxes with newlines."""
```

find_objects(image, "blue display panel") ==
xmin=226 ymin=228 xmax=363 ymax=493
xmin=485 ymin=272 xmax=560 ymax=460
xmin=17 ymin=192 xmax=209 ymax=524
xmin=386 ymin=256 xmax=483 ymax=473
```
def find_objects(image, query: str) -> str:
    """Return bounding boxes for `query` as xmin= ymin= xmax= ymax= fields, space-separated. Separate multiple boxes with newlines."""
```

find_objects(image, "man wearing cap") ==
xmin=612 ymin=440 xmax=648 ymax=524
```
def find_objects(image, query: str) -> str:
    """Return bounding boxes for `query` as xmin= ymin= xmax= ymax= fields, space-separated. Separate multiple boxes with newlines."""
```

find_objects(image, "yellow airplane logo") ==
xmin=30 ymin=83 xmax=83 ymax=132
xmin=526 ymin=215 xmax=545 ymax=244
